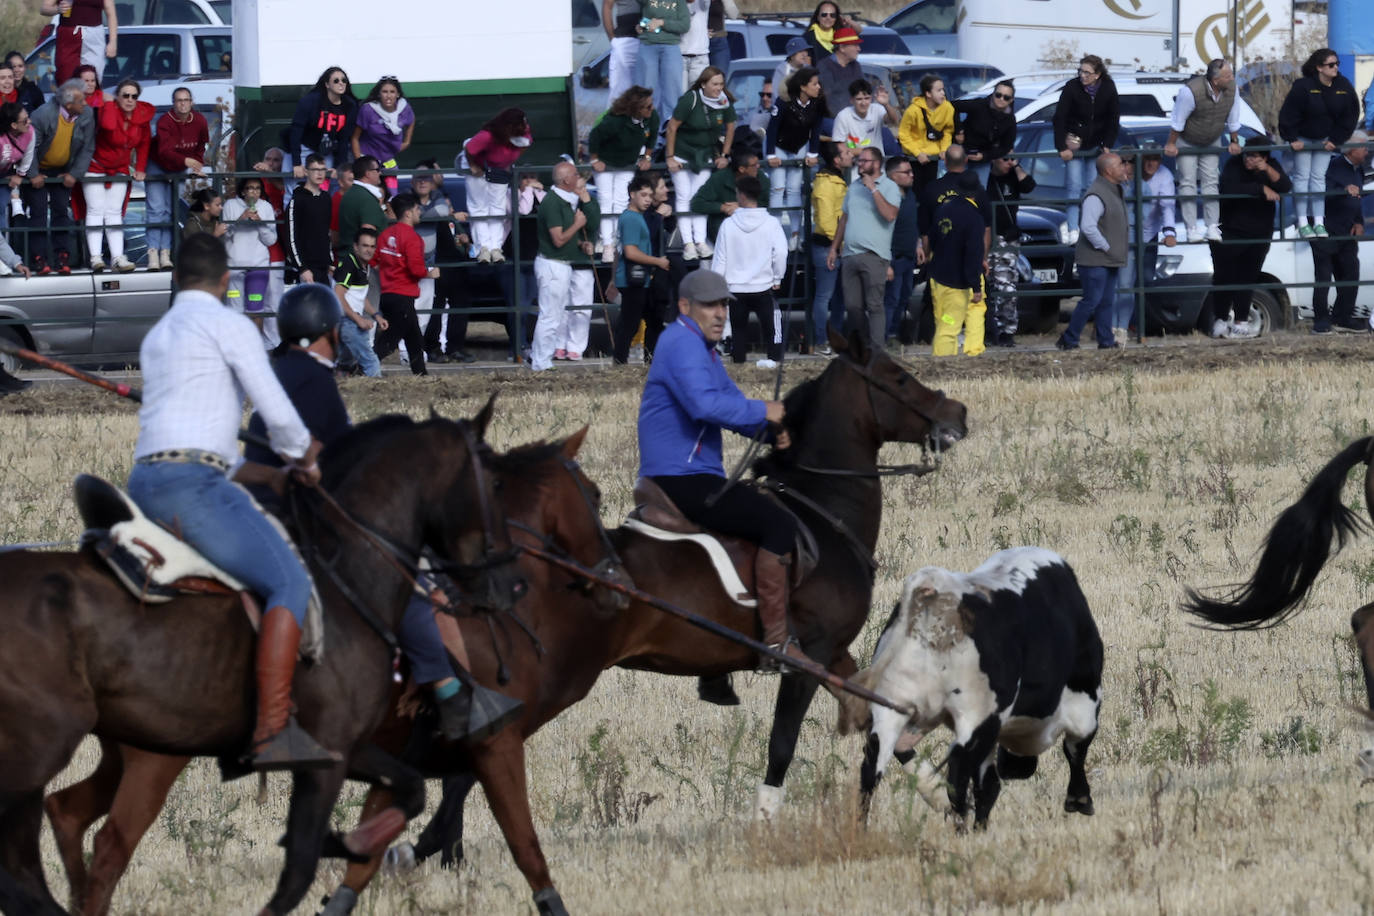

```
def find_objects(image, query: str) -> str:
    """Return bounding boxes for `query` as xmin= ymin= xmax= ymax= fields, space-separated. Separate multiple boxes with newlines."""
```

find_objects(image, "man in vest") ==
xmin=1163 ymin=59 xmax=1243 ymax=243
xmin=1057 ymin=153 xmax=1129 ymax=350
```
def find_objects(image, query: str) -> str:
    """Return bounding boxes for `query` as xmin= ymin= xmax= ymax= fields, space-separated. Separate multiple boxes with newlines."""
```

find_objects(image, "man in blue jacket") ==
xmin=637 ymin=268 xmax=805 ymax=665
xmin=1313 ymin=131 xmax=1369 ymax=332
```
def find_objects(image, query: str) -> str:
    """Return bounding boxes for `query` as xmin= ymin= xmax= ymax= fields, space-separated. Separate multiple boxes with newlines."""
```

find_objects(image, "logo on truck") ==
xmin=1195 ymin=0 xmax=1270 ymax=64
xmin=1102 ymin=0 xmax=1153 ymax=21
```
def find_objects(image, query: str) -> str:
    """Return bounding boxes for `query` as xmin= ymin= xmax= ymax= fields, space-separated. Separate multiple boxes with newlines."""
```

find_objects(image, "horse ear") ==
xmin=827 ymin=326 xmax=848 ymax=353
xmin=561 ymin=425 xmax=590 ymax=459
xmin=472 ymin=392 xmax=498 ymax=440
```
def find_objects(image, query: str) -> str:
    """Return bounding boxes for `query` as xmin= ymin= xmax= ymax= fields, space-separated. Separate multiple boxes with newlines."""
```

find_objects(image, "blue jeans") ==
xmin=1063 ymin=265 xmax=1118 ymax=347
xmin=126 ymin=461 xmax=313 ymax=626
xmin=883 ymin=255 xmax=916 ymax=339
xmin=708 ymin=35 xmax=730 ymax=75
xmin=1065 ymin=156 xmax=1090 ymax=231
xmin=635 ymin=42 xmax=684 ymax=128
xmin=810 ymin=241 xmax=843 ymax=344
xmin=1290 ymin=138 xmax=1330 ymax=224
xmin=144 ymin=162 xmax=174 ymax=252
xmin=769 ymin=159 xmax=805 ymax=235
xmin=338 ymin=317 xmax=382 ymax=377
xmin=397 ymin=593 xmax=458 ymax=684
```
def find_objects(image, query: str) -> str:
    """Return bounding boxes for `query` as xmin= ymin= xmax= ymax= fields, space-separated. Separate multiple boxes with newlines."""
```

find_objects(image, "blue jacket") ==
xmin=638 ymin=315 xmax=768 ymax=478
xmin=1324 ymin=153 xmax=1366 ymax=236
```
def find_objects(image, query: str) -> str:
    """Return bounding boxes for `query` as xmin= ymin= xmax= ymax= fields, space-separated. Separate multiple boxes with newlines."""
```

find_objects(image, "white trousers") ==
xmin=79 ymin=25 xmax=107 ymax=81
xmin=609 ymin=36 xmax=640 ymax=102
xmin=531 ymin=257 xmax=593 ymax=370
xmin=466 ymin=175 xmax=512 ymax=253
xmin=1175 ymin=143 xmax=1221 ymax=230
xmin=595 ymin=170 xmax=634 ymax=247
xmin=681 ymin=53 xmax=709 ymax=90
xmin=83 ymin=176 xmax=126 ymax=260
xmin=671 ymin=166 xmax=712 ymax=245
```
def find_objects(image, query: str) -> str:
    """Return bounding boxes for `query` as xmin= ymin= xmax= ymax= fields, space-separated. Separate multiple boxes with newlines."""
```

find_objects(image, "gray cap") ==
xmin=679 ymin=268 xmax=735 ymax=303
xmin=785 ymin=37 xmax=810 ymax=58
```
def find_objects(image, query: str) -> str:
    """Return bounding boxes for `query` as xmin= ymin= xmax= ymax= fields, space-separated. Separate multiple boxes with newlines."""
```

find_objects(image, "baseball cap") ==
xmin=785 ymin=37 xmax=810 ymax=58
xmin=679 ymin=269 xmax=735 ymax=303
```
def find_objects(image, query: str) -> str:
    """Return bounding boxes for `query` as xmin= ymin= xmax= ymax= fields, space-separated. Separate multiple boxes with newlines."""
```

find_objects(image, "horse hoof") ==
xmin=533 ymin=886 xmax=569 ymax=916
xmin=697 ymin=674 xmax=740 ymax=706
xmin=317 ymin=886 xmax=358 ymax=916
xmin=384 ymin=841 xmax=417 ymax=873
xmin=754 ymin=783 xmax=785 ymax=822
xmin=1064 ymin=795 xmax=1095 ymax=816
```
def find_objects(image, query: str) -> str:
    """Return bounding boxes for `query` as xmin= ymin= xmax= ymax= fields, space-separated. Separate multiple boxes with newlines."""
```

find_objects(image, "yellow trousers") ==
xmin=931 ymin=278 xmax=986 ymax=356
xmin=631 ymin=319 xmax=646 ymax=347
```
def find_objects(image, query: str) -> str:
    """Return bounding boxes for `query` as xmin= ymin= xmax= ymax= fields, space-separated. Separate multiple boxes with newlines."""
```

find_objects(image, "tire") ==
xmin=0 ymin=325 xmax=22 ymax=375
xmin=1249 ymin=287 xmax=1285 ymax=335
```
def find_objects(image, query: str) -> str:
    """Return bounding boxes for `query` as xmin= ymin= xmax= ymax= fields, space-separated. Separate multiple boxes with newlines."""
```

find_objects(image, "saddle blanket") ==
xmin=622 ymin=517 xmax=757 ymax=607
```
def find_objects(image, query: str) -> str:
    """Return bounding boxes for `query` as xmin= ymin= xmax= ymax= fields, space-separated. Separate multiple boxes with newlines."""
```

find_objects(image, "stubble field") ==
xmin=6 ymin=335 xmax=1374 ymax=914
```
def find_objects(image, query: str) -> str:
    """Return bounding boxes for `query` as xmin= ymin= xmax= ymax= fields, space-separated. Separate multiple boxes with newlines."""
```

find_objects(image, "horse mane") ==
xmin=319 ymin=414 xmax=422 ymax=490
xmin=752 ymin=367 xmax=833 ymax=477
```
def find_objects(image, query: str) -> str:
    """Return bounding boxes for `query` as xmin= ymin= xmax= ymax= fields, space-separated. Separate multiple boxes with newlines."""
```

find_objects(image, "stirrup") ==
xmin=455 ymin=682 xmax=525 ymax=744
xmin=246 ymin=717 xmax=342 ymax=771
xmin=756 ymin=636 xmax=806 ymax=674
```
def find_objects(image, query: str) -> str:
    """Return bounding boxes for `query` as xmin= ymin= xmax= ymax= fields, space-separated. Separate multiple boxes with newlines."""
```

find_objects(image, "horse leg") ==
xmin=1352 ymin=603 xmax=1374 ymax=710
xmin=0 ymin=789 xmax=67 ymax=915
xmin=755 ymin=672 xmax=822 ymax=820
xmin=43 ymin=736 xmax=124 ymax=909
xmin=470 ymin=732 xmax=567 ymax=916
xmin=411 ymin=771 xmax=478 ymax=868
xmin=258 ymin=765 xmax=347 ymax=916
xmin=80 ymin=749 xmax=190 ymax=916
xmin=318 ymin=787 xmax=394 ymax=916
xmin=339 ymin=745 xmax=425 ymax=858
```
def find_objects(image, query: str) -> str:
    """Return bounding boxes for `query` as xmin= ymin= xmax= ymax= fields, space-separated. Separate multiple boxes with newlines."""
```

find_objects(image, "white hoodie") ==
xmin=222 ymin=198 xmax=277 ymax=269
xmin=710 ymin=206 xmax=787 ymax=294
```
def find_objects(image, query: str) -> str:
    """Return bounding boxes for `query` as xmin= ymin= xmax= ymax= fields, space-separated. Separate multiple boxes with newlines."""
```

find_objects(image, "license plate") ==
xmin=1032 ymin=268 xmax=1058 ymax=283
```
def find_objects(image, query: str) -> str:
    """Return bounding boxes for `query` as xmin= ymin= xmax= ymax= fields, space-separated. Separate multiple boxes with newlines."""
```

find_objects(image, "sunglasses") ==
xmin=1322 ymin=60 xmax=1339 ymax=68
xmin=993 ymin=92 xmax=1013 ymax=100
xmin=817 ymin=10 xmax=836 ymax=16
xmin=118 ymin=92 xmax=139 ymax=99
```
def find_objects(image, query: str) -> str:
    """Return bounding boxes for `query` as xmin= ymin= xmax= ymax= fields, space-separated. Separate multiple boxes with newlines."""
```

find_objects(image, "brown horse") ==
xmin=42 ymin=427 xmax=627 ymax=916
xmin=0 ymin=406 xmax=525 ymax=916
xmin=379 ymin=330 xmax=969 ymax=902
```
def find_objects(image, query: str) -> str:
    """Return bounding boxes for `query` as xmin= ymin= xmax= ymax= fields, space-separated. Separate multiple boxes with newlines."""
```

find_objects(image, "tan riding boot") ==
xmin=249 ymin=606 xmax=341 ymax=770
xmin=755 ymin=549 xmax=808 ymax=670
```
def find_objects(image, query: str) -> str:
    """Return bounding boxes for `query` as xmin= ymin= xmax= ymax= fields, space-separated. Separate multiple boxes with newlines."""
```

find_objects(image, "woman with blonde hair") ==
xmin=589 ymin=85 xmax=660 ymax=262
xmin=664 ymin=65 xmax=735 ymax=259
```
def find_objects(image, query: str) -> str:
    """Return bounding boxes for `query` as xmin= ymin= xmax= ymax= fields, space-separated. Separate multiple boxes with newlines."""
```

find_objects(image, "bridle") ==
xmin=423 ymin=420 xmax=523 ymax=578
xmin=504 ymin=453 xmax=626 ymax=580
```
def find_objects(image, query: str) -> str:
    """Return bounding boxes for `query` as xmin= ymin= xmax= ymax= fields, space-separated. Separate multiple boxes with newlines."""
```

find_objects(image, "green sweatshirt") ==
xmin=589 ymin=111 xmax=662 ymax=170
xmin=536 ymin=190 xmax=601 ymax=262
xmin=689 ymin=168 xmax=771 ymax=241
xmin=639 ymin=0 xmax=689 ymax=44
xmin=337 ymin=184 xmax=388 ymax=252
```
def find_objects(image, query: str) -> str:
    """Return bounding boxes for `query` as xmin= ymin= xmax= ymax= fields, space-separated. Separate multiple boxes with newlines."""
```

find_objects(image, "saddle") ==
xmin=624 ymin=477 xmax=818 ymax=606
xmin=73 ymin=474 xmax=324 ymax=661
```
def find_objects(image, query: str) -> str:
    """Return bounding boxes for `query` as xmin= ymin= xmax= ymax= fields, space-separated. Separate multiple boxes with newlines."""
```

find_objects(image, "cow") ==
xmin=841 ymin=546 xmax=1103 ymax=830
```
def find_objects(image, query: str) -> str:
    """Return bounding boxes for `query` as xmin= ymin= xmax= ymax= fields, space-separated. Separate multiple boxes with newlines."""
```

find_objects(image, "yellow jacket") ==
xmin=898 ymin=98 xmax=955 ymax=158
xmin=811 ymin=170 xmax=848 ymax=240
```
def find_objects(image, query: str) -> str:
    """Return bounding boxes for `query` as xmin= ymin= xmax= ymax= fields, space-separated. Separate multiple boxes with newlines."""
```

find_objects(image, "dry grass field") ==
xmin=7 ymin=337 xmax=1374 ymax=914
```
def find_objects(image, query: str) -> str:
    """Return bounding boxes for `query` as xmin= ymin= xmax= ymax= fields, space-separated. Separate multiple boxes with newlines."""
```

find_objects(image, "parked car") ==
xmin=25 ymin=25 xmax=232 ymax=95
xmin=878 ymin=0 xmax=960 ymax=58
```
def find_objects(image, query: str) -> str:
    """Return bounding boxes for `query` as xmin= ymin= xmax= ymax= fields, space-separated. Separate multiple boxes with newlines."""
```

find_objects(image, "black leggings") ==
xmin=652 ymin=474 xmax=795 ymax=555
xmin=375 ymin=292 xmax=427 ymax=375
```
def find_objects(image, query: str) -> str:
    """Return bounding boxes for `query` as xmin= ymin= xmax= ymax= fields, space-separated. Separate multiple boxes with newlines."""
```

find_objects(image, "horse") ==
xmin=389 ymin=329 xmax=969 ymax=888
xmin=0 ymin=403 xmax=525 ymax=916
xmin=42 ymin=426 xmax=629 ymax=916
xmin=1181 ymin=436 xmax=1374 ymax=773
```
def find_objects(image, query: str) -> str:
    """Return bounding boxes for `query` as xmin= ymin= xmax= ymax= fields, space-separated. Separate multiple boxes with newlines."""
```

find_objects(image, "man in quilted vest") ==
xmin=1164 ymin=59 xmax=1243 ymax=243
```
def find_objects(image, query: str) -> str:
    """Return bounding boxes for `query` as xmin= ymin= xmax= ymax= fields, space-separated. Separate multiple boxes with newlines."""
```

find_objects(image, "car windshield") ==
xmin=887 ymin=65 xmax=1005 ymax=106
xmin=727 ymin=69 xmax=773 ymax=115
xmin=208 ymin=0 xmax=231 ymax=22
xmin=857 ymin=32 xmax=910 ymax=54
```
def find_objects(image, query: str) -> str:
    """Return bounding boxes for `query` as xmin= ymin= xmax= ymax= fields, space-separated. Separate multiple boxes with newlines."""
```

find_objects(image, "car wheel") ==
xmin=1249 ymin=287 xmax=1285 ymax=335
xmin=0 ymin=325 xmax=23 ymax=375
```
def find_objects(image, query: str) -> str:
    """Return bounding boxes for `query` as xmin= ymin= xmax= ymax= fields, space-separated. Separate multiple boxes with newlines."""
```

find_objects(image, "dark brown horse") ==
xmin=0 ymin=406 xmax=525 ymax=916
xmin=42 ymin=426 xmax=627 ymax=916
xmin=385 ymin=330 xmax=969 ymax=897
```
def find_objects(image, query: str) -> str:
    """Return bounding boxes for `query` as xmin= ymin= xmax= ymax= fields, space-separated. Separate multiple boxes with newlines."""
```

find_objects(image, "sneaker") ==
xmin=476 ymin=247 xmax=493 ymax=263
xmin=601 ymin=247 xmax=615 ymax=264
xmin=159 ymin=248 xmax=172 ymax=270
xmin=31 ymin=254 xmax=50 ymax=276
xmin=112 ymin=255 xmax=135 ymax=273
xmin=996 ymin=333 xmax=1015 ymax=348
xmin=56 ymin=251 xmax=71 ymax=275
xmin=1298 ymin=225 xmax=1316 ymax=239
xmin=695 ymin=239 xmax=714 ymax=258
xmin=1313 ymin=224 xmax=1329 ymax=238
xmin=554 ymin=348 xmax=568 ymax=360
xmin=1055 ymin=335 xmax=1078 ymax=351
xmin=756 ymin=358 xmax=778 ymax=369
xmin=489 ymin=249 xmax=506 ymax=262
xmin=1311 ymin=325 xmax=1332 ymax=335
xmin=818 ymin=343 xmax=833 ymax=356
xmin=427 ymin=350 xmax=450 ymax=364
xmin=144 ymin=249 xmax=160 ymax=271
xmin=1335 ymin=320 xmax=1366 ymax=333
xmin=788 ymin=232 xmax=799 ymax=252
xmin=628 ymin=344 xmax=644 ymax=364
xmin=1282 ymin=223 xmax=1302 ymax=240
xmin=1211 ymin=318 xmax=1230 ymax=339
xmin=681 ymin=242 xmax=699 ymax=261
xmin=90 ymin=257 xmax=106 ymax=272
xmin=1205 ymin=225 xmax=1222 ymax=242
xmin=566 ymin=350 xmax=582 ymax=361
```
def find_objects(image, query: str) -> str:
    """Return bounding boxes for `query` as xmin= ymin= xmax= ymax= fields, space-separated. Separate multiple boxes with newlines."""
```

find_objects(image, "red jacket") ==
xmin=152 ymin=109 xmax=209 ymax=173
xmin=373 ymin=221 xmax=427 ymax=297
xmin=90 ymin=100 xmax=154 ymax=176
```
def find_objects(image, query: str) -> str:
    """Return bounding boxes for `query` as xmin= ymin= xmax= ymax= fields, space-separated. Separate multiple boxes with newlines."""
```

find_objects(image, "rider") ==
xmin=239 ymin=282 xmax=523 ymax=743
xmin=126 ymin=233 xmax=335 ymax=771
xmin=636 ymin=268 xmax=806 ymax=666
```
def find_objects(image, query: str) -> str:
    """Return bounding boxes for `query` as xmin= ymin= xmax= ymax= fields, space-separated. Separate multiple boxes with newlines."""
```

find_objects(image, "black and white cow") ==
xmin=848 ymin=547 xmax=1103 ymax=830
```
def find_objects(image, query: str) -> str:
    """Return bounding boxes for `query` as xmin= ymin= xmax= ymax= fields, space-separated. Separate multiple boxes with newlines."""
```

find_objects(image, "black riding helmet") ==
xmin=277 ymin=282 xmax=342 ymax=346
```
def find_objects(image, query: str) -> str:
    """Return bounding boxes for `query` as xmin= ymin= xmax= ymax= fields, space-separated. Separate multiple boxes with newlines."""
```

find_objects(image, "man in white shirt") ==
xmin=1163 ymin=58 xmax=1243 ymax=242
xmin=829 ymin=78 xmax=900 ymax=151
xmin=125 ymin=233 xmax=337 ymax=772
xmin=710 ymin=174 xmax=788 ymax=367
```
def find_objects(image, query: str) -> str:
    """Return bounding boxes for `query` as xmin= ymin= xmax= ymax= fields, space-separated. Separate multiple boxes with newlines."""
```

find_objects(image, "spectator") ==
xmin=352 ymin=77 xmax=415 ymax=194
xmin=985 ymin=152 xmax=1035 ymax=347
xmin=183 ymin=187 xmax=226 ymax=239
xmin=899 ymin=74 xmax=954 ymax=191
xmin=337 ymin=155 xmax=388 ymax=262
xmin=372 ymin=191 xmax=438 ymax=376
xmin=77 ymin=64 xmax=104 ymax=110
xmin=531 ymin=160 xmax=600 ymax=370
xmin=711 ymin=173 xmax=787 ymax=367
xmin=0 ymin=101 xmax=35 ymax=235
xmin=1279 ymin=48 xmax=1359 ymax=239
xmin=706 ymin=0 xmax=738 ymax=75
xmin=462 ymin=107 xmax=532 ymax=263
xmin=689 ymin=150 xmax=767 ymax=251
xmin=222 ymin=176 xmax=277 ymax=326
xmin=40 ymin=0 xmax=116 ymax=84
xmin=289 ymin=67 xmax=357 ymax=179
xmin=0 ymin=62 xmax=17 ymax=106
xmin=604 ymin=0 xmax=644 ymax=102
xmin=1139 ymin=143 xmax=1179 ymax=247
xmin=881 ymin=155 xmax=917 ymax=345
xmin=252 ymin=147 xmax=291 ymax=337
xmin=1108 ymin=148 xmax=1139 ymax=341
xmin=1164 ymin=59 xmax=1242 ymax=243
xmin=636 ymin=0 xmax=691 ymax=128
xmin=285 ymin=153 xmax=334 ymax=286
xmin=816 ymin=27 xmax=863 ymax=123
xmin=681 ymin=0 xmax=711 ymax=90
xmin=804 ymin=1 xmax=864 ymax=63
xmin=589 ymin=85 xmax=660 ymax=263
xmin=1311 ymin=131 xmax=1369 ymax=333
xmin=146 ymin=86 xmax=209 ymax=271
xmin=641 ymin=170 xmax=676 ymax=359
xmin=953 ymin=79 xmax=1017 ymax=187
xmin=744 ymin=81 xmax=772 ymax=152
xmin=329 ymin=165 xmax=353 ymax=248
xmin=420 ymin=162 xmax=475 ymax=364
xmin=773 ymin=38 xmax=812 ymax=104
xmin=1109 ymin=145 xmax=1176 ymax=341
xmin=614 ymin=172 xmax=671 ymax=364
xmin=668 ymin=66 xmax=736 ymax=259
xmin=1057 ymin=153 xmax=1128 ymax=350
xmin=1211 ymin=147 xmax=1290 ymax=338
xmin=830 ymin=78 xmax=899 ymax=152
xmin=765 ymin=66 xmax=824 ymax=242
xmin=25 ymin=79 xmax=92 ymax=275
xmin=827 ymin=146 xmax=900 ymax=344
xmin=917 ymin=145 xmax=991 ymax=342
xmin=929 ymin=173 xmax=987 ymax=356
xmin=84 ymin=77 xmax=151 ymax=273
xmin=1053 ymin=55 xmax=1120 ymax=240
xmin=4 ymin=52 xmax=45 ymax=114
xmin=333 ymin=226 xmax=387 ymax=377
xmin=409 ymin=164 xmax=451 ymax=364
xmin=809 ymin=140 xmax=850 ymax=353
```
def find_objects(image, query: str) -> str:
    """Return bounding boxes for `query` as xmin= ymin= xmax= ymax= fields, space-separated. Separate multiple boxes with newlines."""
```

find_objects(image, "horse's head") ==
xmin=829 ymin=328 xmax=968 ymax=452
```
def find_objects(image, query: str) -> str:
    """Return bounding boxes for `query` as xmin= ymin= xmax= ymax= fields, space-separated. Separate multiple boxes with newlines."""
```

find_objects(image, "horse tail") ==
xmin=1183 ymin=436 xmax=1374 ymax=629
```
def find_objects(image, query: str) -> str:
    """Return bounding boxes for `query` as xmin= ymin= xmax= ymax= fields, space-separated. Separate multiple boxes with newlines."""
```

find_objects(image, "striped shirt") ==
xmin=134 ymin=289 xmax=311 ymax=469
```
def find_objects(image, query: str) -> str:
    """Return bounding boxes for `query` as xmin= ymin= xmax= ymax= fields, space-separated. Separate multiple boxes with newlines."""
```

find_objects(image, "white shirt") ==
xmin=681 ymin=0 xmax=710 ymax=55
xmin=831 ymin=105 xmax=886 ymax=150
xmin=134 ymin=289 xmax=311 ymax=469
